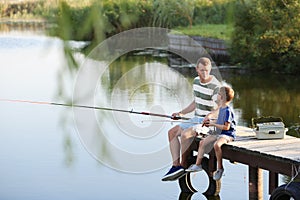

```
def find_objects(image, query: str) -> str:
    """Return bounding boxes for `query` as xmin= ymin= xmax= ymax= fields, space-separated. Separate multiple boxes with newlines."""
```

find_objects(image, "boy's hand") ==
xmin=171 ymin=112 xmax=181 ymax=117
xmin=171 ymin=112 xmax=183 ymax=120
xmin=202 ymin=119 xmax=210 ymax=127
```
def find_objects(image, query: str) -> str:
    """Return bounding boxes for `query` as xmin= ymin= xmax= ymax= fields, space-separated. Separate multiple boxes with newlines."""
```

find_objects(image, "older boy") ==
xmin=162 ymin=57 xmax=221 ymax=181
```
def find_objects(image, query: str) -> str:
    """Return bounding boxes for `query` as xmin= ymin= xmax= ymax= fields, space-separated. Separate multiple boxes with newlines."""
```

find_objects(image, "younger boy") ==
xmin=186 ymin=86 xmax=236 ymax=180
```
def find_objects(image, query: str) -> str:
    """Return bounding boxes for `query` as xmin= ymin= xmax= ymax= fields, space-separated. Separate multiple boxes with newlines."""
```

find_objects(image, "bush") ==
xmin=231 ymin=0 xmax=300 ymax=73
xmin=193 ymin=0 xmax=235 ymax=24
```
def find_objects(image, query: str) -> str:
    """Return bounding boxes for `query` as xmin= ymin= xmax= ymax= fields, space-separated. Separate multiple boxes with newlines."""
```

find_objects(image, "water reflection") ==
xmin=1 ymin=30 xmax=299 ymax=200
xmin=221 ymin=70 xmax=300 ymax=136
xmin=0 ymin=20 xmax=47 ymax=34
xmin=110 ymin=55 xmax=300 ymax=136
xmin=178 ymin=192 xmax=220 ymax=200
xmin=73 ymin=55 xmax=195 ymax=173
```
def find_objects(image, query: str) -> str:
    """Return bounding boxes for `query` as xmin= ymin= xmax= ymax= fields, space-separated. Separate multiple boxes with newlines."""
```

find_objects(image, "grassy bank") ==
xmin=172 ymin=24 xmax=233 ymax=41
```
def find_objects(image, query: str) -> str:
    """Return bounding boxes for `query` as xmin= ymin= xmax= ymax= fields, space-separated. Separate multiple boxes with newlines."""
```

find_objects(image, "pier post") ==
xmin=269 ymin=171 xmax=278 ymax=194
xmin=249 ymin=166 xmax=263 ymax=200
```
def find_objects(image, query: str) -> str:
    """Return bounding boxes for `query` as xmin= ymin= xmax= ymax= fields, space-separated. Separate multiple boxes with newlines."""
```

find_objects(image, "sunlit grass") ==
xmin=0 ymin=0 xmax=93 ymax=20
xmin=45 ymin=0 xmax=94 ymax=8
xmin=172 ymin=24 xmax=233 ymax=41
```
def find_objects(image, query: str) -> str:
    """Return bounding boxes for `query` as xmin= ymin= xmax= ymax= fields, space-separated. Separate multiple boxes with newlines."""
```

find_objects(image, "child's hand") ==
xmin=202 ymin=119 xmax=210 ymax=127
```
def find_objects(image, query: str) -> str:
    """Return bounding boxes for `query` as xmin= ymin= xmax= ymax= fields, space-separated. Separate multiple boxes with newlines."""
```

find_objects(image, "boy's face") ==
xmin=217 ymin=90 xmax=225 ymax=104
xmin=196 ymin=64 xmax=211 ymax=81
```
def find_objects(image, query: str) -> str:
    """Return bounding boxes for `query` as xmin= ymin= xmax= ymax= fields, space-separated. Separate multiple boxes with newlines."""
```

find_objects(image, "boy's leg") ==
xmin=180 ymin=117 xmax=204 ymax=168
xmin=196 ymin=135 xmax=217 ymax=165
xmin=169 ymin=116 xmax=201 ymax=166
xmin=168 ymin=125 xmax=182 ymax=166
xmin=180 ymin=127 xmax=197 ymax=168
xmin=162 ymin=125 xmax=184 ymax=181
xmin=213 ymin=137 xmax=228 ymax=170
xmin=213 ymin=136 xmax=233 ymax=180
xmin=162 ymin=117 xmax=203 ymax=181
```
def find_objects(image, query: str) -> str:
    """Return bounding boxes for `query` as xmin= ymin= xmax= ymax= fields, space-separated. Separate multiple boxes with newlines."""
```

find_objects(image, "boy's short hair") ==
xmin=220 ymin=86 xmax=234 ymax=102
xmin=196 ymin=57 xmax=211 ymax=69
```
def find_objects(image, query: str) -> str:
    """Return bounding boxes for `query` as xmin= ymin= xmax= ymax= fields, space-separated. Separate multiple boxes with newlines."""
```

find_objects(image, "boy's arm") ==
xmin=202 ymin=106 xmax=220 ymax=125
xmin=206 ymin=106 xmax=219 ymax=119
xmin=210 ymin=121 xmax=231 ymax=130
xmin=172 ymin=100 xmax=196 ymax=117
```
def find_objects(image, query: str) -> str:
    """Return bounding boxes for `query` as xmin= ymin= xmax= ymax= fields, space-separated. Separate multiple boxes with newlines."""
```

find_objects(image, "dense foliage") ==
xmin=1 ymin=0 xmax=234 ymax=34
xmin=231 ymin=0 xmax=300 ymax=73
xmin=2 ymin=0 xmax=300 ymax=73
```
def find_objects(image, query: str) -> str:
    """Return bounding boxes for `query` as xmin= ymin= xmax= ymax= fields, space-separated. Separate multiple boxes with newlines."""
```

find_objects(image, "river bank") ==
xmin=0 ymin=19 xmax=232 ymax=65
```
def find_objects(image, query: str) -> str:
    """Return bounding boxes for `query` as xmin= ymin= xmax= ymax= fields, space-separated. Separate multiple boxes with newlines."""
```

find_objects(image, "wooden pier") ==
xmin=179 ymin=126 xmax=300 ymax=199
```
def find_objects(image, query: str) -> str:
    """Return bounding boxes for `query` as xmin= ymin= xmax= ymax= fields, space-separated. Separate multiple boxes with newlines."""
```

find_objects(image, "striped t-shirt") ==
xmin=193 ymin=75 xmax=221 ymax=117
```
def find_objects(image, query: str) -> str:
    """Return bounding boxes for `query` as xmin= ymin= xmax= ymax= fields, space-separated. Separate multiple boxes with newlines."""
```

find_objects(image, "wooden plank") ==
xmin=229 ymin=127 xmax=300 ymax=162
xmin=233 ymin=137 xmax=299 ymax=148
xmin=231 ymin=142 xmax=300 ymax=158
xmin=222 ymin=146 xmax=300 ymax=178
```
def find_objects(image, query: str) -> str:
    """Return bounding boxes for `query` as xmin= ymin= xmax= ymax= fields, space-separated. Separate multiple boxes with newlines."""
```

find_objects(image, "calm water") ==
xmin=0 ymin=31 xmax=299 ymax=200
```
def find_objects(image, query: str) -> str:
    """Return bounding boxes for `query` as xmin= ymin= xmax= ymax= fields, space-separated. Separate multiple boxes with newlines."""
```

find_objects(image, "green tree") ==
xmin=231 ymin=0 xmax=300 ymax=73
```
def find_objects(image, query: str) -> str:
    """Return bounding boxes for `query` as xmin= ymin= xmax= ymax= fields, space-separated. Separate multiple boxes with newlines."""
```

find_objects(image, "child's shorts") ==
xmin=218 ymin=134 xmax=234 ymax=142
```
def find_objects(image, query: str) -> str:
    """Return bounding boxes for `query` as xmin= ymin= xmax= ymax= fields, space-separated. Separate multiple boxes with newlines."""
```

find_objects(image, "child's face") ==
xmin=217 ymin=91 xmax=225 ymax=103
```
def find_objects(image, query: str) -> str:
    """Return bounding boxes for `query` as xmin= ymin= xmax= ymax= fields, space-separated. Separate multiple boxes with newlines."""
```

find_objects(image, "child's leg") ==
xmin=195 ymin=135 xmax=217 ymax=165
xmin=214 ymin=136 xmax=231 ymax=170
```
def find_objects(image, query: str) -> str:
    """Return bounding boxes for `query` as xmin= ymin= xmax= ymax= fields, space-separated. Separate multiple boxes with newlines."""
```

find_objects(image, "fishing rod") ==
xmin=141 ymin=118 xmax=217 ymax=123
xmin=141 ymin=119 xmax=200 ymax=124
xmin=0 ymin=98 xmax=190 ymax=120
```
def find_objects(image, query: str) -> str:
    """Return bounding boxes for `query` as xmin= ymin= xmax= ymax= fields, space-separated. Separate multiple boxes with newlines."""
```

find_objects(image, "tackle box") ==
xmin=252 ymin=117 xmax=287 ymax=139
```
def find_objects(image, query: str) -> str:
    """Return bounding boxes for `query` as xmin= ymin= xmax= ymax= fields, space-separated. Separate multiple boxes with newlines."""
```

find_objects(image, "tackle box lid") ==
xmin=252 ymin=116 xmax=283 ymax=128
